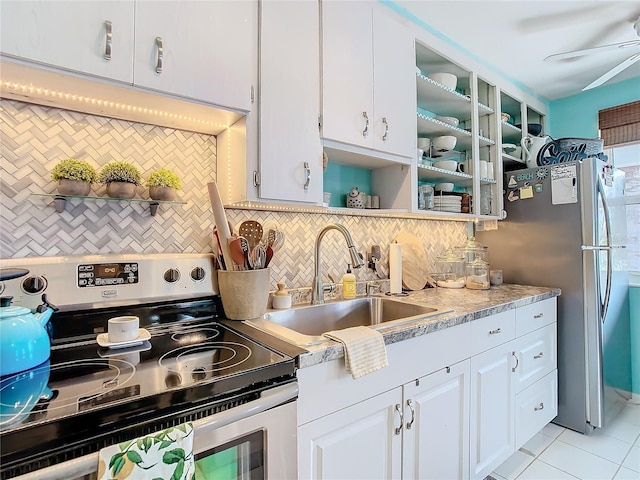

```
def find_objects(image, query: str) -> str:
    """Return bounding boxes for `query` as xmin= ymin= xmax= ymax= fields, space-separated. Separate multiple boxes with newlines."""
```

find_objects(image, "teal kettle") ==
xmin=0 ymin=268 xmax=58 ymax=377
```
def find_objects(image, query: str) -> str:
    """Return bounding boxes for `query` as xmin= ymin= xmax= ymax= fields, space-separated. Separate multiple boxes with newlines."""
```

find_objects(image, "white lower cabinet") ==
xmin=298 ymin=388 xmax=403 ymax=480
xmin=296 ymin=298 xmax=557 ymax=480
xmin=469 ymin=343 xmax=516 ymax=480
xmin=403 ymin=360 xmax=470 ymax=480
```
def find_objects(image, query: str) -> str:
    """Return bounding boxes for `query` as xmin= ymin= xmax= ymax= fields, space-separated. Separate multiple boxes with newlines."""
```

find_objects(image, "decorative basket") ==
xmin=555 ymin=138 xmax=603 ymax=156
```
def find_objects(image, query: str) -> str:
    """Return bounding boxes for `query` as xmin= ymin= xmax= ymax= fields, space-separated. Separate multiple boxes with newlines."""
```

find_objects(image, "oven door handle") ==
xmin=13 ymin=382 xmax=299 ymax=480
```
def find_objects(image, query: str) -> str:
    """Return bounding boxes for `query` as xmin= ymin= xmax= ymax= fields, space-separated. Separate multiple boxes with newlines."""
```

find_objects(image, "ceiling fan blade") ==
xmin=582 ymin=53 xmax=640 ymax=91
xmin=544 ymin=40 xmax=640 ymax=61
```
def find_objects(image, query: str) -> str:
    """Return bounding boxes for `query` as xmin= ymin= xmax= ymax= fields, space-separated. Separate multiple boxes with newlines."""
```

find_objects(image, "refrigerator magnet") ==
xmin=520 ymin=184 xmax=534 ymax=199
xmin=507 ymin=190 xmax=519 ymax=202
xmin=534 ymin=183 xmax=543 ymax=193
xmin=508 ymin=175 xmax=518 ymax=188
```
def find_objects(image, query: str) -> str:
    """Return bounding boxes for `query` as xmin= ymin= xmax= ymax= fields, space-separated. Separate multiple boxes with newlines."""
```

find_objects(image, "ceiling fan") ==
xmin=544 ymin=14 xmax=640 ymax=91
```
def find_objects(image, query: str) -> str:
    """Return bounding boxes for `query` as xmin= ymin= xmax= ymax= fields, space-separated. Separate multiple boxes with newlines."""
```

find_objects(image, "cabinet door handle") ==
xmin=534 ymin=313 xmax=544 ymax=319
xmin=512 ymin=351 xmax=519 ymax=372
xmin=394 ymin=403 xmax=403 ymax=435
xmin=155 ymin=37 xmax=164 ymax=74
xmin=104 ymin=20 xmax=113 ymax=60
xmin=489 ymin=327 xmax=502 ymax=335
xmin=534 ymin=402 xmax=544 ymax=411
xmin=405 ymin=399 xmax=415 ymax=430
xmin=362 ymin=111 xmax=369 ymax=137
xmin=534 ymin=352 xmax=544 ymax=359
xmin=303 ymin=162 xmax=310 ymax=191
xmin=382 ymin=117 xmax=389 ymax=141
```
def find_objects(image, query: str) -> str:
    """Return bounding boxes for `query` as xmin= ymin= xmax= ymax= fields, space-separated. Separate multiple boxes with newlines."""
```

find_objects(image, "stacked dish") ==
xmin=433 ymin=194 xmax=461 ymax=213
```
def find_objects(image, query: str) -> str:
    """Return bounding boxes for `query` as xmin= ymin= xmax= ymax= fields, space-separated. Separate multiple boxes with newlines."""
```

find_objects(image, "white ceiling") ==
xmin=395 ymin=0 xmax=640 ymax=101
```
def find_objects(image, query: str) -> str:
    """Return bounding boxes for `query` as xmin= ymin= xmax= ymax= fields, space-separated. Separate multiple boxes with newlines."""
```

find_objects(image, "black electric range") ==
xmin=0 ymin=254 xmax=298 ymax=479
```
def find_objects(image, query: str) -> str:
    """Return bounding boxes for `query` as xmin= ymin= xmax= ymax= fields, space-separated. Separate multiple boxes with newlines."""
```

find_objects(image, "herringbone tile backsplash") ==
xmin=1 ymin=99 xmax=466 ymax=290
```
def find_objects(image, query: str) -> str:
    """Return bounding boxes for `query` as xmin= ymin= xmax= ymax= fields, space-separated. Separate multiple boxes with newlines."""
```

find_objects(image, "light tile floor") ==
xmin=491 ymin=399 xmax=640 ymax=480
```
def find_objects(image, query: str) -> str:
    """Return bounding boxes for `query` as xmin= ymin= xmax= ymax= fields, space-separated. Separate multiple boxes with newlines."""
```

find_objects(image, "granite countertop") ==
xmin=297 ymin=284 xmax=560 ymax=368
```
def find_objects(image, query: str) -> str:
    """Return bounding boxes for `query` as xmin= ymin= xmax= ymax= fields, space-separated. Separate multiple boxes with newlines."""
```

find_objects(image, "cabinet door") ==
xmin=258 ymin=0 xmax=322 ymax=204
xmin=403 ymin=360 xmax=470 ymax=480
xmin=134 ymin=1 xmax=253 ymax=111
xmin=0 ymin=0 xmax=134 ymax=83
xmin=298 ymin=388 xmax=402 ymax=480
xmin=372 ymin=9 xmax=415 ymax=158
xmin=469 ymin=344 xmax=515 ymax=480
xmin=321 ymin=1 xmax=374 ymax=149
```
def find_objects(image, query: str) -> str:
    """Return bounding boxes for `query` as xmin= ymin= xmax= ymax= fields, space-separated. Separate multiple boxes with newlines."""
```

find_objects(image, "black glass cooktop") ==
xmin=0 ymin=298 xmax=296 ymax=478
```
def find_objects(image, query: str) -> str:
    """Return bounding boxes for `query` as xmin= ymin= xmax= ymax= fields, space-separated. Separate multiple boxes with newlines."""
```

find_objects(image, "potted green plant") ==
xmin=146 ymin=168 xmax=181 ymax=201
xmin=51 ymin=158 xmax=97 ymax=196
xmin=97 ymin=161 xmax=142 ymax=199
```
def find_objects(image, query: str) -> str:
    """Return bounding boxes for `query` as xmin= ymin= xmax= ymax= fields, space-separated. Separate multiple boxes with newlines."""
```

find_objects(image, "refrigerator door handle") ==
xmin=597 ymin=176 xmax=613 ymax=323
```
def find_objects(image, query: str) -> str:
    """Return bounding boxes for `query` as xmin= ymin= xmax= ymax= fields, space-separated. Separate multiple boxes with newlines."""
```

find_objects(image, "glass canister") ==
xmin=455 ymin=236 xmax=489 ymax=264
xmin=465 ymin=256 xmax=490 ymax=290
xmin=435 ymin=250 xmax=465 ymax=288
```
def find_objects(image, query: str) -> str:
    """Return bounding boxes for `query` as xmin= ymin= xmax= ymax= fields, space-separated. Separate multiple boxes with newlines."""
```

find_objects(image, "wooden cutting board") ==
xmin=393 ymin=231 xmax=429 ymax=291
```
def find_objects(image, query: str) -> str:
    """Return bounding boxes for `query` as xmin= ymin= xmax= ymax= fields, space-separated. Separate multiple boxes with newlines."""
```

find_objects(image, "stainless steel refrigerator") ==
xmin=477 ymin=158 xmax=629 ymax=434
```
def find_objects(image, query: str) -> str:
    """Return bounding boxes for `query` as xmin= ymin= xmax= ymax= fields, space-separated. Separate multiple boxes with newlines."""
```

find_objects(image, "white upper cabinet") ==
xmin=257 ymin=0 xmax=322 ymax=204
xmin=134 ymin=1 xmax=253 ymax=111
xmin=321 ymin=1 xmax=414 ymax=160
xmin=0 ymin=1 xmax=254 ymax=112
xmin=0 ymin=1 xmax=135 ymax=83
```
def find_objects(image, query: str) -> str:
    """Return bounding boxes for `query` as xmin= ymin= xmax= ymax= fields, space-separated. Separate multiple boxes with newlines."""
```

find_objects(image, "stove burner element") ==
xmin=0 ymin=358 xmax=136 ymax=430
xmin=170 ymin=326 xmax=222 ymax=343
xmin=159 ymin=342 xmax=252 ymax=386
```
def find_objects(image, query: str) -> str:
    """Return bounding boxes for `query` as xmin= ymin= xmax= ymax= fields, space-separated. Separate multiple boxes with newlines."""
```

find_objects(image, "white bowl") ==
xmin=433 ymin=160 xmax=458 ymax=171
xmin=433 ymin=135 xmax=457 ymax=152
xmin=418 ymin=138 xmax=431 ymax=151
xmin=435 ymin=116 xmax=459 ymax=127
xmin=435 ymin=182 xmax=455 ymax=192
xmin=417 ymin=148 xmax=424 ymax=160
xmin=427 ymin=72 xmax=457 ymax=90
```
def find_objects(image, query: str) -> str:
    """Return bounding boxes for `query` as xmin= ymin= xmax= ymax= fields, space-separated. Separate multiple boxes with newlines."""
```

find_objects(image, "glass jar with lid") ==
xmin=435 ymin=250 xmax=465 ymax=288
xmin=455 ymin=236 xmax=489 ymax=264
xmin=465 ymin=256 xmax=490 ymax=290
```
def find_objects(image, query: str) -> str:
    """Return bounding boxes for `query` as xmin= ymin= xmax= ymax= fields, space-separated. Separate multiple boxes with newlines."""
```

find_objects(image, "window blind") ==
xmin=598 ymin=100 xmax=640 ymax=146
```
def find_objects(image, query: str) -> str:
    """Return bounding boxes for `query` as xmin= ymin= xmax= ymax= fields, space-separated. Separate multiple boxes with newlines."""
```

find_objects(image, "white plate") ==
xmin=97 ymin=328 xmax=151 ymax=349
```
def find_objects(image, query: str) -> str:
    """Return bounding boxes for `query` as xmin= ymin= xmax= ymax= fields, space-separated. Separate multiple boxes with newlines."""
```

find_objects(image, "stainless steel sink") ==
xmin=247 ymin=297 xmax=452 ymax=346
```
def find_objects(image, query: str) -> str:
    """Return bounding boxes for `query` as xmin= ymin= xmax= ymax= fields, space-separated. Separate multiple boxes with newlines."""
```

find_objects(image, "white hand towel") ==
xmin=324 ymin=326 xmax=389 ymax=379
xmin=97 ymin=422 xmax=195 ymax=480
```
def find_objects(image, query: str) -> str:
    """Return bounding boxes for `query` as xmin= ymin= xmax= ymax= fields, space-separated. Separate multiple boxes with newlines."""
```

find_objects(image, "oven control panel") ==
xmin=77 ymin=263 xmax=139 ymax=287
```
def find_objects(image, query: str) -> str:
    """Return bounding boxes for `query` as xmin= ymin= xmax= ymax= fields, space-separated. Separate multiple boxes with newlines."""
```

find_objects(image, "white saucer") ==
xmin=97 ymin=328 xmax=151 ymax=349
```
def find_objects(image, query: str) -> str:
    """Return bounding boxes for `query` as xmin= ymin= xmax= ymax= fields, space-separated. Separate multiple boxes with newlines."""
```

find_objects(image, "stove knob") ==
xmin=163 ymin=268 xmax=180 ymax=283
xmin=22 ymin=276 xmax=47 ymax=294
xmin=190 ymin=267 xmax=206 ymax=282
xmin=165 ymin=373 xmax=182 ymax=389
xmin=192 ymin=368 xmax=207 ymax=381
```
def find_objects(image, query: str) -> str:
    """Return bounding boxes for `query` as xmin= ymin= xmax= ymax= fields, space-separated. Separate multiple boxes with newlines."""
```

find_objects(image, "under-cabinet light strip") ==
xmin=1 ymin=81 xmax=228 ymax=129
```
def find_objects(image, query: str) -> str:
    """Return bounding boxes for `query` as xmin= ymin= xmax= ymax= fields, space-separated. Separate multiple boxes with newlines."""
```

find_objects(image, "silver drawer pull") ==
xmin=362 ymin=111 xmax=369 ymax=137
xmin=534 ymin=352 xmax=544 ymax=359
xmin=155 ymin=37 xmax=164 ymax=74
xmin=489 ymin=327 xmax=502 ymax=335
xmin=405 ymin=399 xmax=415 ymax=430
xmin=534 ymin=402 xmax=544 ymax=411
xmin=394 ymin=403 xmax=403 ymax=435
xmin=303 ymin=162 xmax=310 ymax=190
xmin=534 ymin=313 xmax=544 ymax=319
xmin=104 ymin=20 xmax=112 ymax=60
xmin=382 ymin=117 xmax=389 ymax=141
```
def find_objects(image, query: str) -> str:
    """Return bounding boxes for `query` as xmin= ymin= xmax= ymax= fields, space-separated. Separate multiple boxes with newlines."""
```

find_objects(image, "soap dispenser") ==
xmin=272 ymin=282 xmax=292 ymax=309
xmin=342 ymin=264 xmax=357 ymax=299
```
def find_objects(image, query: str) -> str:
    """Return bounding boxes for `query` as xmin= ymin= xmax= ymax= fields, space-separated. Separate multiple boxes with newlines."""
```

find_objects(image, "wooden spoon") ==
xmin=228 ymin=236 xmax=249 ymax=270
xmin=239 ymin=220 xmax=263 ymax=250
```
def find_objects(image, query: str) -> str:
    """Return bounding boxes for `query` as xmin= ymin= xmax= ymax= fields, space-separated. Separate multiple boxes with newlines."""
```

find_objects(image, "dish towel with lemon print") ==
xmin=97 ymin=422 xmax=195 ymax=480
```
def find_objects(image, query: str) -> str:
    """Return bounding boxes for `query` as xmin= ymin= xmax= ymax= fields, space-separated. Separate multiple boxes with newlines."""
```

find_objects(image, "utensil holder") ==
xmin=218 ymin=268 xmax=271 ymax=320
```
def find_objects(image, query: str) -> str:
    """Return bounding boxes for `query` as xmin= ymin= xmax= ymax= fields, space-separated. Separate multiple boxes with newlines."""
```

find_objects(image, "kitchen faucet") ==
xmin=311 ymin=223 xmax=364 ymax=305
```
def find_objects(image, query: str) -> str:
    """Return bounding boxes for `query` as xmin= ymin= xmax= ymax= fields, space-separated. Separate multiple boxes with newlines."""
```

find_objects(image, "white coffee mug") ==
xmin=486 ymin=163 xmax=495 ymax=180
xmin=479 ymin=161 xmax=488 ymax=179
xmin=108 ymin=316 xmax=139 ymax=343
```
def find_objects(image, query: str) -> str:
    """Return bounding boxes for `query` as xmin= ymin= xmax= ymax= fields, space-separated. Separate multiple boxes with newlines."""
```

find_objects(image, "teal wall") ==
xmin=323 ymin=163 xmax=372 ymax=207
xmin=548 ymin=77 xmax=640 ymax=139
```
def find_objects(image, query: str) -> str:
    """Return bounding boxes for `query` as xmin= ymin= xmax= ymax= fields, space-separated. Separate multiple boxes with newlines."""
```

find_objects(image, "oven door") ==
xmin=14 ymin=383 xmax=298 ymax=480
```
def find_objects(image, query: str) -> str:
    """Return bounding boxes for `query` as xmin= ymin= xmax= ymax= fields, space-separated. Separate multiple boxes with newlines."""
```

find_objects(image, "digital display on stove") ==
xmin=78 ymin=385 xmax=141 ymax=411
xmin=77 ymin=262 xmax=139 ymax=287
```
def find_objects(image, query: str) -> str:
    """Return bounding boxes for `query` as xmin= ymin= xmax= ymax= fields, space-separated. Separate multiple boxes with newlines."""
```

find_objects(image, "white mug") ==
xmin=479 ymin=161 xmax=488 ymax=179
xmin=108 ymin=316 xmax=139 ymax=343
xmin=486 ymin=163 xmax=495 ymax=180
